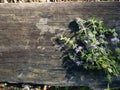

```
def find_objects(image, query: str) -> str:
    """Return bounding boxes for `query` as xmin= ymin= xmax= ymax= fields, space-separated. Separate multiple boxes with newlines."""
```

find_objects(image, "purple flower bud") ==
xmin=93 ymin=45 xmax=97 ymax=49
xmin=99 ymin=34 xmax=104 ymax=38
xmin=75 ymin=46 xmax=83 ymax=53
xmin=102 ymin=47 xmax=106 ymax=51
xmin=91 ymin=44 xmax=97 ymax=49
xmin=78 ymin=46 xmax=83 ymax=50
xmin=71 ymin=56 xmax=76 ymax=61
xmin=81 ymin=41 xmax=85 ymax=44
xmin=76 ymin=61 xmax=80 ymax=66
xmin=88 ymin=58 xmax=92 ymax=62
xmin=111 ymin=37 xmax=120 ymax=42
xmin=75 ymin=49 xmax=79 ymax=53
xmin=76 ymin=61 xmax=83 ymax=66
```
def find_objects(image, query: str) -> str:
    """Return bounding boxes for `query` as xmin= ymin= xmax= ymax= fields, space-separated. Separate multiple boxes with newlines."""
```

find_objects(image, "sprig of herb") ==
xmin=60 ymin=17 xmax=120 ymax=90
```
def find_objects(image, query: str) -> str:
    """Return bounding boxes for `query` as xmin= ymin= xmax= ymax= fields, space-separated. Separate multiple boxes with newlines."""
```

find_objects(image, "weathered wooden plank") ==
xmin=0 ymin=2 xmax=120 ymax=89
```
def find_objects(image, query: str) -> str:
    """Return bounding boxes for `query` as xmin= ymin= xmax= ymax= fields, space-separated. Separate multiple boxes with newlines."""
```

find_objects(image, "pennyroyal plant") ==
xmin=60 ymin=17 xmax=120 ymax=90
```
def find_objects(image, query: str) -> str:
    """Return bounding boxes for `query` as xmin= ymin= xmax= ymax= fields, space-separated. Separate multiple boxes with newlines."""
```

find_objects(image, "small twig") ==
xmin=43 ymin=85 xmax=48 ymax=90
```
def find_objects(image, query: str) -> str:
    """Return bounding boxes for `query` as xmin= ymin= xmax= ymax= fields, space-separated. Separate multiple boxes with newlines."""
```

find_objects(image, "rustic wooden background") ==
xmin=0 ymin=0 xmax=119 ymax=3
xmin=0 ymin=2 xmax=120 ymax=89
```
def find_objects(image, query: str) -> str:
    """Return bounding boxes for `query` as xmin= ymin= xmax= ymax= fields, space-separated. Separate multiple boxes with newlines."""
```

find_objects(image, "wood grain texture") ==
xmin=0 ymin=2 xmax=120 ymax=89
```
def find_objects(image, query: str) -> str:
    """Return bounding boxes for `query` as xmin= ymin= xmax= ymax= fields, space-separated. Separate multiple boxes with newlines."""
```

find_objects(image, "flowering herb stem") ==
xmin=60 ymin=17 xmax=120 ymax=90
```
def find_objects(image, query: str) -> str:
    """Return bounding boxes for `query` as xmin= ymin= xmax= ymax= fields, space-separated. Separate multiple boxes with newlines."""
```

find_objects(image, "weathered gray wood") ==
xmin=0 ymin=2 xmax=120 ymax=89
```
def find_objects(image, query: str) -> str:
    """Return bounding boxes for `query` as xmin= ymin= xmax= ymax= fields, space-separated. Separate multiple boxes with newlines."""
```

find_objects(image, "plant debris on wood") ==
xmin=0 ymin=83 xmax=93 ymax=90
xmin=0 ymin=83 xmax=120 ymax=90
